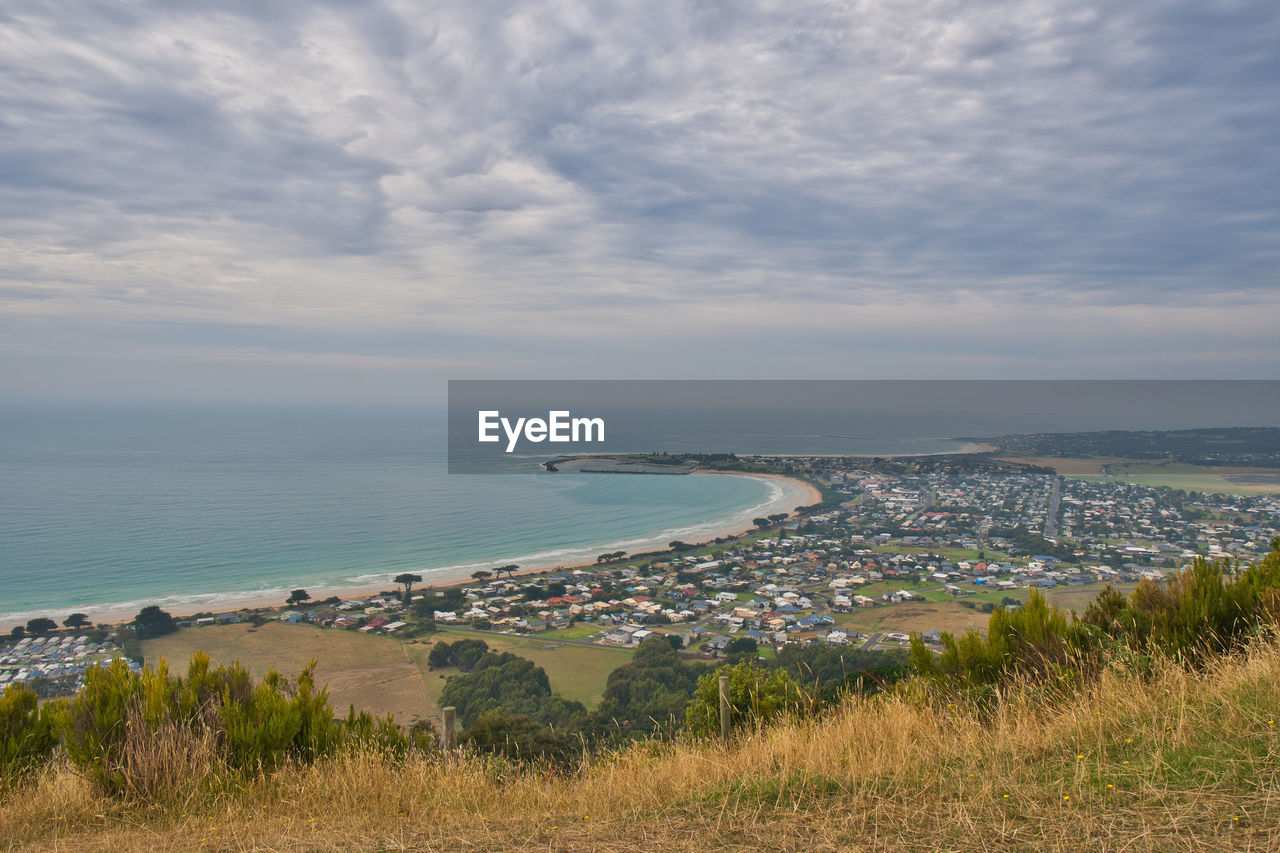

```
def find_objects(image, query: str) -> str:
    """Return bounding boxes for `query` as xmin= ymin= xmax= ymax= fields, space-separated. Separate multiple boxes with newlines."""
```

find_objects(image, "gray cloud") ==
xmin=1 ymin=0 xmax=1277 ymax=398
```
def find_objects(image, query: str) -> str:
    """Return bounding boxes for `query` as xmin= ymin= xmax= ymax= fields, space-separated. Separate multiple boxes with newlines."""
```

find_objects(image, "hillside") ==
xmin=4 ymin=630 xmax=1280 ymax=851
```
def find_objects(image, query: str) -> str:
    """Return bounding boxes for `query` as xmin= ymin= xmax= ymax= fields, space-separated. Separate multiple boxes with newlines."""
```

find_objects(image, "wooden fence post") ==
xmin=718 ymin=675 xmax=731 ymax=740
xmin=443 ymin=706 xmax=457 ymax=752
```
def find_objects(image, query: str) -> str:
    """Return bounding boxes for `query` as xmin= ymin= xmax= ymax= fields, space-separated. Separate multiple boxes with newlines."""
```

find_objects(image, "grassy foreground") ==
xmin=5 ymin=637 xmax=1280 ymax=851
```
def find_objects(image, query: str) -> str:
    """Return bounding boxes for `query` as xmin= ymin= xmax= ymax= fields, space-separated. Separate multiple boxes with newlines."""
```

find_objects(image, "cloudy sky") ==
xmin=2 ymin=0 xmax=1277 ymax=401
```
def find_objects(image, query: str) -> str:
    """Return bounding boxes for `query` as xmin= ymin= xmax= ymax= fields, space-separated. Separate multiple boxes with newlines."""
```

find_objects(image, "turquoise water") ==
xmin=0 ymin=405 xmax=784 ymax=623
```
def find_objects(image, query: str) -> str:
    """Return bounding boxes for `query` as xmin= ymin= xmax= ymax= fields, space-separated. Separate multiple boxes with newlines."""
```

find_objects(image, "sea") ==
xmin=0 ymin=403 xmax=976 ymax=626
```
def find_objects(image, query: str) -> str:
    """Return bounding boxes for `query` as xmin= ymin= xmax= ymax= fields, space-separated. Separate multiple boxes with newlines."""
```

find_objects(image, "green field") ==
xmin=1000 ymin=456 xmax=1280 ymax=495
xmin=1080 ymin=462 xmax=1280 ymax=495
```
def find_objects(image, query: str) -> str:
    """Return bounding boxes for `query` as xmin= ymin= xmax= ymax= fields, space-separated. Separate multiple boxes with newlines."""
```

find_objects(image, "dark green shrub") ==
xmin=459 ymin=710 xmax=572 ymax=765
xmin=0 ymin=685 xmax=63 ymax=783
xmin=685 ymin=660 xmax=817 ymax=737
xmin=912 ymin=542 xmax=1280 ymax=697
xmin=910 ymin=586 xmax=1107 ymax=704
xmin=61 ymin=651 xmax=413 ymax=796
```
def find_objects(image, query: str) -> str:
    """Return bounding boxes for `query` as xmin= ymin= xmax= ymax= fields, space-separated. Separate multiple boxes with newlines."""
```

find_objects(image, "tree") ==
xmin=394 ymin=573 xmax=423 ymax=598
xmin=439 ymin=650 xmax=584 ymax=728
xmin=286 ymin=589 xmax=311 ymax=607
xmin=724 ymin=636 xmax=759 ymax=665
xmin=753 ymin=517 xmax=771 ymax=528
xmin=9 ymin=625 xmax=24 ymax=641
xmin=64 ymin=613 xmax=91 ymax=630
xmin=586 ymin=636 xmax=709 ymax=737
xmin=132 ymin=605 xmax=177 ymax=640
xmin=25 ymin=617 xmax=57 ymax=637
xmin=772 ymin=644 xmax=910 ymax=703
xmin=471 ymin=570 xmax=493 ymax=583
xmin=496 ymin=564 xmax=520 ymax=579
xmin=685 ymin=661 xmax=815 ymax=737
xmin=428 ymin=638 xmax=489 ymax=671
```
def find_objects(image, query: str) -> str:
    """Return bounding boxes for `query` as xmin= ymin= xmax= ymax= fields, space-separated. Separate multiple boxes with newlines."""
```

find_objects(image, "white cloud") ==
xmin=1 ymin=0 xmax=1277 ymax=397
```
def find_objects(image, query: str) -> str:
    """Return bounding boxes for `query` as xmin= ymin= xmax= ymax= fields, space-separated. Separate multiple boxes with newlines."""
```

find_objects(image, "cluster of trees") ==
xmin=430 ymin=641 xmax=585 ymax=730
xmin=467 ymin=565 xmax=521 ymax=584
xmin=8 ymin=613 xmax=93 ymax=641
xmin=752 ymin=513 xmax=790 ymax=528
xmin=588 ymin=636 xmax=709 ymax=735
xmin=595 ymin=551 xmax=627 ymax=564
xmin=426 ymin=638 xmax=490 ymax=671
xmin=420 ymin=635 xmax=916 ymax=760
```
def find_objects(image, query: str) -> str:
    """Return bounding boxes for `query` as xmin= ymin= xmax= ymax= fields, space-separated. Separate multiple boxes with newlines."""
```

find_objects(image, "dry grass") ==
xmin=838 ymin=600 xmax=991 ymax=635
xmin=7 ymin=638 xmax=1280 ymax=851
xmin=143 ymin=623 xmax=433 ymax=725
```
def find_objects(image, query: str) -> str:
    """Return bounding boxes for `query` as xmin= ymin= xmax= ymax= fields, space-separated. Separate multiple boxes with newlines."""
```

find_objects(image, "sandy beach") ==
xmin=0 ymin=470 xmax=821 ymax=631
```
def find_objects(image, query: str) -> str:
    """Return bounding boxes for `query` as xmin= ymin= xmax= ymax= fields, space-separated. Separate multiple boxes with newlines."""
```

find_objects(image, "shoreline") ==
xmin=0 ymin=470 xmax=821 ymax=632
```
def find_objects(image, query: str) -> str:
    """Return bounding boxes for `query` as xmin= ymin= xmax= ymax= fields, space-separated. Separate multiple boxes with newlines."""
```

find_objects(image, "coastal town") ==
xmin=6 ymin=450 xmax=1277 ymax=695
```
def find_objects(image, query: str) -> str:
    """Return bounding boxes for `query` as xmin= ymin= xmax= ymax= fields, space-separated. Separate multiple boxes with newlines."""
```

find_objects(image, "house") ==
xmin=706 ymin=635 xmax=731 ymax=655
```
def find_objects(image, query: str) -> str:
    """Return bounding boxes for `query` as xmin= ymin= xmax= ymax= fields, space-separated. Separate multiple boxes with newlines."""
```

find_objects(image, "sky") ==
xmin=2 ymin=0 xmax=1278 ymax=402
